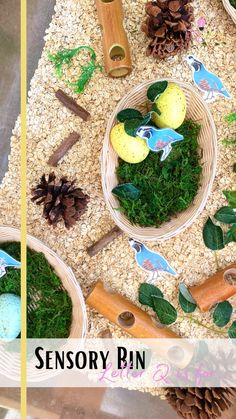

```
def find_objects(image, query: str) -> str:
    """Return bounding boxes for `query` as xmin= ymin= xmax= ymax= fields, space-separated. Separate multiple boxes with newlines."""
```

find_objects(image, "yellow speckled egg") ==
xmin=110 ymin=123 xmax=149 ymax=164
xmin=152 ymin=83 xmax=187 ymax=129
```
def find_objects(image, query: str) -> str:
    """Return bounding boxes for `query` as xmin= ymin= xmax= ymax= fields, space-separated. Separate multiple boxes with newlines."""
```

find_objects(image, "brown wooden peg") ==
xmin=96 ymin=0 xmax=132 ymax=77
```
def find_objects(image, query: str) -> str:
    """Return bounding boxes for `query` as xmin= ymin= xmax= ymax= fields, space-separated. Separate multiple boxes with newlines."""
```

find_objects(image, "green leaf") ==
xmin=147 ymin=81 xmax=168 ymax=102
xmin=213 ymin=301 xmax=233 ymax=327
xmin=117 ymin=108 xmax=143 ymax=123
xmin=224 ymin=191 xmax=236 ymax=208
xmin=124 ymin=118 xmax=143 ymax=137
xmin=152 ymin=296 xmax=177 ymax=325
xmin=203 ymin=218 xmax=225 ymax=250
xmin=179 ymin=283 xmax=196 ymax=304
xmin=214 ymin=206 xmax=236 ymax=224
xmin=228 ymin=321 xmax=236 ymax=338
xmin=225 ymin=224 xmax=236 ymax=244
xmin=233 ymin=163 xmax=236 ymax=173
xmin=138 ymin=283 xmax=163 ymax=309
xmin=151 ymin=102 xmax=161 ymax=116
xmin=112 ymin=183 xmax=141 ymax=200
xmin=48 ymin=46 xmax=101 ymax=94
xmin=225 ymin=112 xmax=236 ymax=123
xmin=179 ymin=292 xmax=197 ymax=313
xmin=222 ymin=139 xmax=236 ymax=146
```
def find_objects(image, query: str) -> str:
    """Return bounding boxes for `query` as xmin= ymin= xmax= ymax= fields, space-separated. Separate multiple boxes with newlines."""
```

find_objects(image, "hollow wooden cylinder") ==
xmin=189 ymin=264 xmax=236 ymax=312
xmin=96 ymin=0 xmax=132 ymax=77
xmin=86 ymin=281 xmax=194 ymax=368
xmin=87 ymin=281 xmax=177 ymax=339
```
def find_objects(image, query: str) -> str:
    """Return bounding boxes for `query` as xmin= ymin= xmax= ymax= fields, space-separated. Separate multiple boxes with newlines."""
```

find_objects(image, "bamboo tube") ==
xmin=189 ymin=264 xmax=236 ymax=312
xmin=96 ymin=0 xmax=132 ymax=77
xmin=86 ymin=281 xmax=194 ymax=368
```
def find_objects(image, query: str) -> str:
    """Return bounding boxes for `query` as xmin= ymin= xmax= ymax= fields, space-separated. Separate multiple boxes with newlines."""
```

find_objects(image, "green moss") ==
xmin=0 ymin=242 xmax=72 ymax=338
xmin=116 ymin=120 xmax=202 ymax=227
xmin=230 ymin=0 xmax=236 ymax=9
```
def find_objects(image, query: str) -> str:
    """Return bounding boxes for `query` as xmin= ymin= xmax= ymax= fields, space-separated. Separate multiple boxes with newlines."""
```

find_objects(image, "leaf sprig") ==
xmin=138 ymin=282 xmax=236 ymax=337
xmin=48 ymin=46 xmax=102 ymax=94
xmin=203 ymin=191 xmax=236 ymax=250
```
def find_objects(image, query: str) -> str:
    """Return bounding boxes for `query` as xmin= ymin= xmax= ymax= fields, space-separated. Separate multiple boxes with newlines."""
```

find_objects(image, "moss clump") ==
xmin=0 ymin=242 xmax=72 ymax=338
xmin=116 ymin=120 xmax=202 ymax=227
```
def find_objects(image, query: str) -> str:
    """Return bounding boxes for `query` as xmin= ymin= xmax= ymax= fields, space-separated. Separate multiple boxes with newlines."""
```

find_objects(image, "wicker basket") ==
xmin=0 ymin=226 xmax=87 ymax=338
xmin=222 ymin=0 xmax=236 ymax=24
xmin=0 ymin=225 xmax=87 ymax=383
xmin=102 ymin=79 xmax=217 ymax=241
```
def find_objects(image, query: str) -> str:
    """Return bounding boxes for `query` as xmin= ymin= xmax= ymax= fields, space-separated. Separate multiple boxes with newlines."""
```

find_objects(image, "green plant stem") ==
xmin=214 ymin=251 xmax=220 ymax=271
xmin=179 ymin=315 xmax=227 ymax=337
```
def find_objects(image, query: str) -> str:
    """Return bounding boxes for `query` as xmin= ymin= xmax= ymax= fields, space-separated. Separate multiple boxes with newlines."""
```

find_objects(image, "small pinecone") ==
xmin=31 ymin=173 xmax=89 ymax=228
xmin=166 ymin=387 xmax=236 ymax=419
xmin=142 ymin=0 xmax=194 ymax=59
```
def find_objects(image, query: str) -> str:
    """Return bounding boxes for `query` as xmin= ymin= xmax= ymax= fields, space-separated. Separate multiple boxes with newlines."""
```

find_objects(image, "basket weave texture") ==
xmin=0 ymin=226 xmax=87 ymax=382
xmin=222 ymin=0 xmax=236 ymax=24
xmin=102 ymin=79 xmax=217 ymax=241
xmin=0 ymin=226 xmax=87 ymax=339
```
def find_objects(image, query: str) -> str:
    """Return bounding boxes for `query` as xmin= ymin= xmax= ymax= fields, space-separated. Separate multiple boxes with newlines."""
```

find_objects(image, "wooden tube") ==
xmin=96 ymin=0 xmax=132 ymax=78
xmin=86 ymin=281 xmax=194 ymax=368
xmin=189 ymin=264 xmax=236 ymax=312
xmin=87 ymin=281 xmax=178 ymax=339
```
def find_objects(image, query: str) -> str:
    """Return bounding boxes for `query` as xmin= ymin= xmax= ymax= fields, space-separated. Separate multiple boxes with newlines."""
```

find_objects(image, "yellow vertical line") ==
xmin=20 ymin=0 xmax=27 ymax=418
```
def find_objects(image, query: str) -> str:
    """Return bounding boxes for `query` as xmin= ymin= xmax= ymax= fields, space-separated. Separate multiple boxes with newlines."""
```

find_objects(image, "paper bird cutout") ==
xmin=0 ymin=250 xmax=21 ymax=279
xmin=136 ymin=126 xmax=183 ymax=161
xmin=186 ymin=55 xmax=231 ymax=103
xmin=129 ymin=239 xmax=177 ymax=284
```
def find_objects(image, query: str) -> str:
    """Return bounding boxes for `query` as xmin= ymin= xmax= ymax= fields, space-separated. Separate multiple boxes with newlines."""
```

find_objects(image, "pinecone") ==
xmin=31 ymin=173 xmax=89 ymax=228
xmin=166 ymin=387 xmax=236 ymax=419
xmin=142 ymin=0 xmax=194 ymax=59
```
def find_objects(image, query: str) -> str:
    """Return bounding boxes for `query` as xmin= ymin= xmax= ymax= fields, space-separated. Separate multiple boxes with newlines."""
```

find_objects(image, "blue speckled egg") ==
xmin=0 ymin=294 xmax=21 ymax=339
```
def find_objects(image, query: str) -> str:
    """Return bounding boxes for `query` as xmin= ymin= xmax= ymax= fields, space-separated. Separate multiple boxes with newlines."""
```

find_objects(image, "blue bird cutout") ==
xmin=0 ymin=250 xmax=21 ymax=279
xmin=186 ymin=55 xmax=232 ymax=103
xmin=136 ymin=126 xmax=183 ymax=161
xmin=129 ymin=239 xmax=177 ymax=284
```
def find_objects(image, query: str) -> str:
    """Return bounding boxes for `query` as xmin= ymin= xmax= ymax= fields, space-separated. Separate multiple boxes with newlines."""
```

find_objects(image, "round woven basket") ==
xmin=222 ymin=0 xmax=236 ymax=24
xmin=0 ymin=226 xmax=87 ymax=383
xmin=0 ymin=226 xmax=87 ymax=338
xmin=102 ymin=79 xmax=217 ymax=241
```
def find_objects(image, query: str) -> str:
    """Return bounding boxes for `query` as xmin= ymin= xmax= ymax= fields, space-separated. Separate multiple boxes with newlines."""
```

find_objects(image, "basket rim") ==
xmin=101 ymin=78 xmax=218 ymax=241
xmin=0 ymin=225 xmax=87 ymax=339
xmin=222 ymin=0 xmax=236 ymax=23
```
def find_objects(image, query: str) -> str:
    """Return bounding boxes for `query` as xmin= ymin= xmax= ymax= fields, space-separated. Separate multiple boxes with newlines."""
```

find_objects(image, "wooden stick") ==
xmin=55 ymin=89 xmax=90 ymax=121
xmin=87 ymin=226 xmax=123 ymax=257
xmin=47 ymin=132 xmax=80 ymax=166
xmin=96 ymin=0 xmax=132 ymax=77
xmin=189 ymin=263 xmax=236 ymax=312
xmin=86 ymin=281 xmax=194 ymax=368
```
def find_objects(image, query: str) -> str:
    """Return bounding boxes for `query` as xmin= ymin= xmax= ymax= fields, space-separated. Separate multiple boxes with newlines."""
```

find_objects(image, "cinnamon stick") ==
xmin=87 ymin=226 xmax=123 ymax=257
xmin=47 ymin=132 xmax=80 ymax=166
xmin=189 ymin=263 xmax=236 ymax=312
xmin=55 ymin=89 xmax=90 ymax=121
